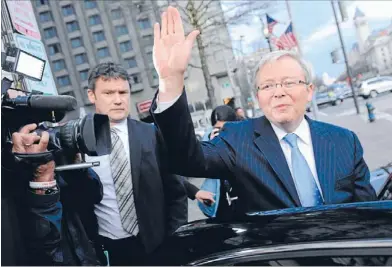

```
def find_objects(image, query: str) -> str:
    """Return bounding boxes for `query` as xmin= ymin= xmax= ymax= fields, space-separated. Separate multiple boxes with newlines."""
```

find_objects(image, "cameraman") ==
xmin=12 ymin=123 xmax=103 ymax=265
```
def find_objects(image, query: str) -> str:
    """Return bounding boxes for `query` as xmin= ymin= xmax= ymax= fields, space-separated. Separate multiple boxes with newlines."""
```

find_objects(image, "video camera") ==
xmin=1 ymin=46 xmax=111 ymax=172
xmin=1 ymin=80 xmax=111 ymax=171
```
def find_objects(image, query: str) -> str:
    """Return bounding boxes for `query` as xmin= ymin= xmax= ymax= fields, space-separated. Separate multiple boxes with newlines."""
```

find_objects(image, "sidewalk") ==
xmin=318 ymin=112 xmax=392 ymax=171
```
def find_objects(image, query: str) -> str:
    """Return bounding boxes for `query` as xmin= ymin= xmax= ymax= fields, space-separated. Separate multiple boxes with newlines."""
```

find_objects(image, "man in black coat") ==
xmin=84 ymin=62 xmax=187 ymax=265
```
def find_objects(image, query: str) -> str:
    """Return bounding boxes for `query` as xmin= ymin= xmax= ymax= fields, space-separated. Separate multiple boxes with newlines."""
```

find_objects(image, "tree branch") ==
xmin=195 ymin=0 xmax=215 ymax=23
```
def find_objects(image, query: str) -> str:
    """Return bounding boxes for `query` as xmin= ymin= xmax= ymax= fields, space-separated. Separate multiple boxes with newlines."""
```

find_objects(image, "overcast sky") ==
xmin=225 ymin=1 xmax=392 ymax=79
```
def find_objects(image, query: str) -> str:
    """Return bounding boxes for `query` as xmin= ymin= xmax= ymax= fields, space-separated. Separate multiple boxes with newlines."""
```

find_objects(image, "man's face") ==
xmin=236 ymin=108 xmax=246 ymax=118
xmin=255 ymin=56 xmax=313 ymax=126
xmin=87 ymin=77 xmax=130 ymax=124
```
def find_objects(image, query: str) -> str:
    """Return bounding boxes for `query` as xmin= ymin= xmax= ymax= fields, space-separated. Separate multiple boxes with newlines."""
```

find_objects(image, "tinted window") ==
xmin=92 ymin=31 xmax=105 ymax=42
xmin=130 ymin=73 xmax=142 ymax=84
xmin=88 ymin=14 xmax=101 ymax=26
xmin=97 ymin=47 xmax=110 ymax=58
xmin=71 ymin=37 xmax=83 ymax=48
xmin=137 ymin=18 xmax=151 ymax=30
xmin=36 ymin=0 xmax=48 ymax=7
xmin=62 ymin=5 xmax=75 ymax=16
xmin=52 ymin=59 xmax=66 ymax=71
xmin=84 ymin=0 xmax=97 ymax=9
xmin=115 ymin=25 xmax=128 ymax=37
xmin=48 ymin=43 xmax=61 ymax=55
xmin=57 ymin=75 xmax=71 ymax=87
xmin=44 ymin=27 xmax=57 ymax=39
xmin=111 ymin=8 xmax=122 ymax=19
xmin=39 ymin=11 xmax=52 ymax=22
xmin=66 ymin=21 xmax=79 ymax=32
xmin=75 ymin=53 xmax=88 ymax=65
xmin=119 ymin=41 xmax=132 ymax=53
xmin=125 ymin=57 xmax=137 ymax=68
xmin=79 ymin=70 xmax=89 ymax=81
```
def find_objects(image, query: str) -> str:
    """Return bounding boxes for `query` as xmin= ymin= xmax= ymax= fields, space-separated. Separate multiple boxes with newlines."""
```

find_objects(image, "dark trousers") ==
xmin=98 ymin=235 xmax=147 ymax=266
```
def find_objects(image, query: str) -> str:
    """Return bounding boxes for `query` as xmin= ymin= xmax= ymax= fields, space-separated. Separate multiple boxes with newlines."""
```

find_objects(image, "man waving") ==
xmin=151 ymin=7 xmax=376 ymax=213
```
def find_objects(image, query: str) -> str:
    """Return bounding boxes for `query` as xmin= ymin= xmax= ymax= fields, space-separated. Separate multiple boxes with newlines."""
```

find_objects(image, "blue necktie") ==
xmin=283 ymin=133 xmax=323 ymax=207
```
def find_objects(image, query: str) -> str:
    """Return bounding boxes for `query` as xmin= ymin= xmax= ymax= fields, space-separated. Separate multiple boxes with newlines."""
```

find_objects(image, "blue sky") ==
xmin=227 ymin=1 xmax=392 ymax=79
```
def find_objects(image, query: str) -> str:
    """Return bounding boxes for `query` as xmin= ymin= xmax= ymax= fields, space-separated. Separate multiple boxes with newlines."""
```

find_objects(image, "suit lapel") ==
xmin=127 ymin=118 xmax=142 ymax=200
xmin=307 ymin=117 xmax=336 ymax=204
xmin=253 ymin=117 xmax=301 ymax=207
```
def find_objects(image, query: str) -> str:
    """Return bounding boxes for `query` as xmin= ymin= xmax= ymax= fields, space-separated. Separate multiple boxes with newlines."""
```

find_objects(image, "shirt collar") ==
xmin=270 ymin=117 xmax=311 ymax=146
xmin=112 ymin=118 xmax=128 ymax=134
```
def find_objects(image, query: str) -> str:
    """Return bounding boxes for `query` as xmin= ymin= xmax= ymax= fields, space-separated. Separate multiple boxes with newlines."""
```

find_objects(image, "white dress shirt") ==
xmin=86 ymin=119 xmax=133 ymax=240
xmin=270 ymin=118 xmax=324 ymax=199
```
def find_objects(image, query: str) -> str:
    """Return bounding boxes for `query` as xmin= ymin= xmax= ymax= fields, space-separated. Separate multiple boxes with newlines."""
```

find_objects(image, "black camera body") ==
xmin=1 ymin=86 xmax=111 ymax=170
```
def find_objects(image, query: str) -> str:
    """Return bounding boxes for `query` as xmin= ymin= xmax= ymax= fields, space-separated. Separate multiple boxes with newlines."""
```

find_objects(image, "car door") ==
xmin=188 ymin=239 xmax=392 ymax=266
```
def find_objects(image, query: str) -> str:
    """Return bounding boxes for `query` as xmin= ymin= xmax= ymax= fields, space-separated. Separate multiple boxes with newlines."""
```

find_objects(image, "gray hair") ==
xmin=252 ymin=50 xmax=314 ymax=90
xmin=88 ymin=62 xmax=130 ymax=91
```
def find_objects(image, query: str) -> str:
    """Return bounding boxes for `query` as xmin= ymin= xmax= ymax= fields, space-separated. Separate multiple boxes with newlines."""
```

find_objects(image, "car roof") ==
xmin=161 ymin=201 xmax=392 ymax=265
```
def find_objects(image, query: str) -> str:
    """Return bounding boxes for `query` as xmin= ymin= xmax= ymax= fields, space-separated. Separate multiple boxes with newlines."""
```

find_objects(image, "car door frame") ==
xmin=187 ymin=239 xmax=392 ymax=266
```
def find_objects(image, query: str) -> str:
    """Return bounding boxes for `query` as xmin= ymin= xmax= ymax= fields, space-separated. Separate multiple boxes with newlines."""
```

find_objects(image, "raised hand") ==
xmin=153 ymin=6 xmax=199 ymax=101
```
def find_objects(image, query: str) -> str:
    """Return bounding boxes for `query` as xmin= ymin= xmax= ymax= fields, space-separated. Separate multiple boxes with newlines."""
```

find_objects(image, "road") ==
xmin=187 ymin=92 xmax=392 ymax=222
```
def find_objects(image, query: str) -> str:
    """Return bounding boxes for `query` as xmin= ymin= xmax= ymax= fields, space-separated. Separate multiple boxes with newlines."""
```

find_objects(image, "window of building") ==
xmin=66 ymin=21 xmax=79 ymax=33
xmin=88 ymin=14 xmax=101 ymax=26
xmin=119 ymin=41 xmax=132 ymax=52
xmin=124 ymin=57 xmax=137 ymax=68
xmin=146 ymin=51 xmax=153 ymax=63
xmin=115 ymin=25 xmax=128 ymax=37
xmin=70 ymin=37 xmax=83 ymax=48
xmin=75 ymin=53 xmax=88 ymax=65
xmin=39 ymin=11 xmax=52 ymax=22
xmin=97 ymin=47 xmax=110 ymax=58
xmin=111 ymin=8 xmax=122 ymax=20
xmin=84 ymin=0 xmax=97 ymax=9
xmin=79 ymin=70 xmax=89 ymax=81
xmin=44 ymin=27 xmax=57 ymax=39
xmin=137 ymin=18 xmax=152 ymax=30
xmin=36 ymin=0 xmax=48 ymax=7
xmin=92 ymin=31 xmax=105 ymax=42
xmin=52 ymin=59 xmax=66 ymax=71
xmin=130 ymin=73 xmax=142 ymax=84
xmin=62 ymin=5 xmax=75 ymax=16
xmin=143 ymin=35 xmax=154 ymax=46
xmin=57 ymin=75 xmax=71 ymax=87
xmin=48 ymin=43 xmax=61 ymax=55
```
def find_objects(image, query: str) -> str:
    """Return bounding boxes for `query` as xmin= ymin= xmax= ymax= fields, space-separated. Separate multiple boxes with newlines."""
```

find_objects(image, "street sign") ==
xmin=5 ymin=0 xmax=41 ymax=40
xmin=13 ymin=33 xmax=58 ymax=95
xmin=137 ymin=99 xmax=153 ymax=113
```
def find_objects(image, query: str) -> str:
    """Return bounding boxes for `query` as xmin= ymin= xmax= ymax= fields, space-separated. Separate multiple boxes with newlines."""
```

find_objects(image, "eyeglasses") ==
xmin=257 ymin=79 xmax=309 ymax=92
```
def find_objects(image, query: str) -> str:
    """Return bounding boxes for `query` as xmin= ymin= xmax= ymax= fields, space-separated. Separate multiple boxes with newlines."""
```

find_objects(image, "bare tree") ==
xmin=153 ymin=0 xmax=271 ymax=107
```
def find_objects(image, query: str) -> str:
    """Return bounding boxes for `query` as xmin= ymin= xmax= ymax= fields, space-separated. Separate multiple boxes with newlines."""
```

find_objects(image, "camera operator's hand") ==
xmin=12 ymin=123 xmax=55 ymax=183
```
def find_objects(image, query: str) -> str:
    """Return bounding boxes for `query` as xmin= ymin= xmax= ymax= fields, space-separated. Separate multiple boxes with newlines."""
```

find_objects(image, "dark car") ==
xmin=155 ymin=201 xmax=392 ymax=266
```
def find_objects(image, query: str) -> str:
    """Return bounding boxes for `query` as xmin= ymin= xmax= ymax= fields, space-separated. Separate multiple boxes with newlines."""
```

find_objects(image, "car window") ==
xmin=234 ymin=256 xmax=392 ymax=266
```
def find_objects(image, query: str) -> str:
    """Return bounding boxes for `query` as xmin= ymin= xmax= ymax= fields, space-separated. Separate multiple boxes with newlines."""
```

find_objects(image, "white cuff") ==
xmin=154 ymin=94 xmax=181 ymax=114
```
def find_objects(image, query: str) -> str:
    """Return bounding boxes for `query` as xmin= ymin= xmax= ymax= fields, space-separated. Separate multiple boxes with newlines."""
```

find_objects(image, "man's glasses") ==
xmin=257 ymin=79 xmax=309 ymax=92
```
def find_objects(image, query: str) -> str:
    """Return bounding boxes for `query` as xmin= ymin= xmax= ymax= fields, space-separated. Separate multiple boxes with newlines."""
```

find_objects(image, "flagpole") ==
xmin=285 ymin=0 xmax=303 ymax=56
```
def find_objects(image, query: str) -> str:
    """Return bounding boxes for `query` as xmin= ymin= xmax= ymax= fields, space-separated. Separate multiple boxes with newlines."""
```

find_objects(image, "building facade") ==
xmin=32 ymin=0 xmax=235 ymax=123
xmin=349 ymin=7 xmax=392 ymax=78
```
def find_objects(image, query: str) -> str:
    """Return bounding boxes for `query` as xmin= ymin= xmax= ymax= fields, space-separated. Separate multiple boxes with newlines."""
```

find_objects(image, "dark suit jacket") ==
xmin=124 ymin=118 xmax=187 ymax=253
xmin=151 ymin=92 xmax=377 ymax=213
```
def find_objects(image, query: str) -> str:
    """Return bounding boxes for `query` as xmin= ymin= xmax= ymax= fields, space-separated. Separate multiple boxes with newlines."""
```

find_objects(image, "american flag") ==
xmin=266 ymin=14 xmax=278 ymax=34
xmin=275 ymin=23 xmax=298 ymax=49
